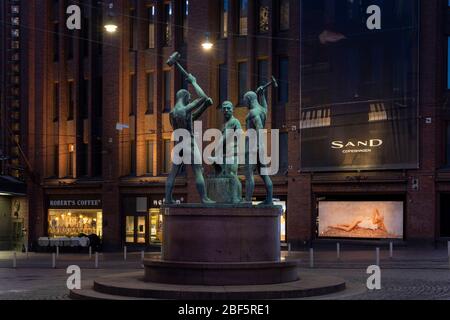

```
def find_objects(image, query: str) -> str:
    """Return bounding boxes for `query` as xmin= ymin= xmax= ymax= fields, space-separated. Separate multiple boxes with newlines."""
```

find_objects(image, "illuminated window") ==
xmin=163 ymin=139 xmax=172 ymax=174
xmin=130 ymin=73 xmax=137 ymax=115
xmin=258 ymin=0 xmax=269 ymax=33
xmin=220 ymin=0 xmax=229 ymax=38
xmin=279 ymin=0 xmax=290 ymax=31
xmin=163 ymin=2 xmax=172 ymax=46
xmin=146 ymin=141 xmax=154 ymax=175
xmin=146 ymin=73 xmax=154 ymax=114
xmin=147 ymin=6 xmax=156 ymax=49
xmin=67 ymin=144 xmax=75 ymax=178
xmin=239 ymin=0 xmax=248 ymax=36
xmin=48 ymin=210 xmax=103 ymax=238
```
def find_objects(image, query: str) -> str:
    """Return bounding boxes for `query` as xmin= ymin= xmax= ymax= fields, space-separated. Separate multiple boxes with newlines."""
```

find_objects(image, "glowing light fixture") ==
xmin=201 ymin=32 xmax=214 ymax=51
xmin=104 ymin=2 xmax=118 ymax=33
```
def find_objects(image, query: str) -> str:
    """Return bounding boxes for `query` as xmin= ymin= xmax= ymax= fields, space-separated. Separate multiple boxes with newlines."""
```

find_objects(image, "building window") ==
xmin=146 ymin=73 xmax=154 ymax=114
xmin=80 ymin=79 xmax=88 ymax=119
xmin=279 ymin=133 xmax=288 ymax=175
xmin=68 ymin=81 xmax=75 ymax=120
xmin=53 ymin=82 xmax=60 ymax=122
xmin=279 ymin=0 xmax=290 ymax=31
xmin=147 ymin=5 xmax=156 ymax=49
xmin=53 ymin=23 xmax=59 ymax=62
xmin=66 ymin=30 xmax=74 ymax=60
xmin=92 ymin=139 xmax=102 ymax=177
xmin=239 ymin=0 xmax=248 ymax=36
xmin=48 ymin=209 xmax=102 ymax=238
xmin=163 ymin=70 xmax=171 ymax=113
xmin=146 ymin=141 xmax=154 ymax=175
xmin=257 ymin=59 xmax=269 ymax=87
xmin=82 ymin=17 xmax=89 ymax=57
xmin=163 ymin=139 xmax=172 ymax=174
xmin=182 ymin=0 xmax=189 ymax=43
xmin=446 ymin=122 xmax=450 ymax=166
xmin=67 ymin=144 xmax=75 ymax=178
xmin=278 ymin=57 xmax=289 ymax=104
xmin=220 ymin=0 xmax=229 ymax=38
xmin=130 ymin=140 xmax=136 ymax=176
xmin=219 ymin=64 xmax=228 ymax=105
xmin=238 ymin=62 xmax=248 ymax=106
xmin=163 ymin=2 xmax=172 ymax=47
xmin=448 ymin=37 xmax=450 ymax=89
xmin=53 ymin=145 xmax=59 ymax=177
xmin=129 ymin=8 xmax=136 ymax=50
xmin=93 ymin=77 xmax=103 ymax=117
xmin=130 ymin=74 xmax=137 ymax=115
xmin=258 ymin=0 xmax=270 ymax=33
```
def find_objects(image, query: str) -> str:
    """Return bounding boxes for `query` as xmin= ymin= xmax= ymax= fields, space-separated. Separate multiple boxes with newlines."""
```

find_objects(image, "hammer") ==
xmin=257 ymin=76 xmax=278 ymax=94
xmin=167 ymin=52 xmax=190 ymax=79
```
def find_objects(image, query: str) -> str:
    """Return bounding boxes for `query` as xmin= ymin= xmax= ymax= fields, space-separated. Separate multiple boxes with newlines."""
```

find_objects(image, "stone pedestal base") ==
xmin=144 ymin=259 xmax=299 ymax=286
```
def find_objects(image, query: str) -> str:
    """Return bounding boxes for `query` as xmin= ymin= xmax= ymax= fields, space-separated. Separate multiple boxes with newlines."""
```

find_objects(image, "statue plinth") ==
xmin=144 ymin=204 xmax=300 ymax=286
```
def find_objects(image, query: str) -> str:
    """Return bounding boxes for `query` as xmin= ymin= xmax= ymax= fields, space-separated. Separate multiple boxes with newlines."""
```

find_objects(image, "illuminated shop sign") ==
xmin=300 ymin=0 xmax=419 ymax=171
xmin=48 ymin=198 xmax=102 ymax=209
xmin=318 ymin=201 xmax=404 ymax=239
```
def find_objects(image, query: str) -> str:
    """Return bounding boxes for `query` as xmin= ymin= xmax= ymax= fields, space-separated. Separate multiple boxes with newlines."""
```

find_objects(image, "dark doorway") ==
xmin=440 ymin=194 xmax=450 ymax=237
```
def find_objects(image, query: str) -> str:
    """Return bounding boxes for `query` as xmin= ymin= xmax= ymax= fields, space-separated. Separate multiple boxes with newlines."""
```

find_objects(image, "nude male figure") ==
xmin=244 ymin=87 xmax=273 ymax=205
xmin=165 ymin=74 xmax=215 ymax=204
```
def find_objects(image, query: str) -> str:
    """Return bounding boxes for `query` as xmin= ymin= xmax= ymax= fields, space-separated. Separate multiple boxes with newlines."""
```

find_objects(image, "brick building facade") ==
xmin=18 ymin=0 xmax=450 ymax=250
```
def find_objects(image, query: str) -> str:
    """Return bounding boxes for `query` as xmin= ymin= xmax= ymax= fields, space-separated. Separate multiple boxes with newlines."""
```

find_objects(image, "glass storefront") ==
xmin=123 ymin=195 xmax=185 ymax=246
xmin=48 ymin=209 xmax=103 ymax=238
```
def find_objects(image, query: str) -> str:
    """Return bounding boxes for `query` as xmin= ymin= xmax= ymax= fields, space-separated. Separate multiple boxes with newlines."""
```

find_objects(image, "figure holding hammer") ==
xmin=165 ymin=52 xmax=215 ymax=204
xmin=244 ymin=76 xmax=278 ymax=206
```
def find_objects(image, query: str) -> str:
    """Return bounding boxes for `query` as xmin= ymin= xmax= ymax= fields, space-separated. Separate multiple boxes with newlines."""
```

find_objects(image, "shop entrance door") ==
xmin=125 ymin=215 xmax=148 ymax=245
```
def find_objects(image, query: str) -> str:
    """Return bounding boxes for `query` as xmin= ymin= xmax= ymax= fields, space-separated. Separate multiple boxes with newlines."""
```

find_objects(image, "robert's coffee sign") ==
xmin=300 ymin=0 xmax=419 ymax=172
xmin=48 ymin=197 xmax=102 ymax=209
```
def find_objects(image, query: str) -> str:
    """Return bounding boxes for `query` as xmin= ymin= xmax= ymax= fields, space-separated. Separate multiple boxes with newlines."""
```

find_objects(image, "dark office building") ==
xmin=17 ymin=0 xmax=450 ymax=250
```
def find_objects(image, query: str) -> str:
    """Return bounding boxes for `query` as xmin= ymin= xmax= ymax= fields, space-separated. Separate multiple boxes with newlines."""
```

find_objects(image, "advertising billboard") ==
xmin=318 ymin=201 xmax=404 ymax=239
xmin=300 ymin=0 xmax=419 ymax=171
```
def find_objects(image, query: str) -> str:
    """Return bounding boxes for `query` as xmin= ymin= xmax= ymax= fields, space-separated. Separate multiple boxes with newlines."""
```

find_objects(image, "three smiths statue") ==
xmin=165 ymin=52 xmax=215 ymax=204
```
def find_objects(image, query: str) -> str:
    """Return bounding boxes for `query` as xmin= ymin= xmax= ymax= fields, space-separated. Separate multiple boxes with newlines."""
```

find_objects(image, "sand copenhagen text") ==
xmin=171 ymin=122 xmax=280 ymax=176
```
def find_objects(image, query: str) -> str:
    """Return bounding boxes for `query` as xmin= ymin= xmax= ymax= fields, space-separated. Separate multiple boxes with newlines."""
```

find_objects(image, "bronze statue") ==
xmin=209 ymin=101 xmax=243 ymax=203
xmin=244 ymin=78 xmax=278 ymax=206
xmin=165 ymin=52 xmax=215 ymax=204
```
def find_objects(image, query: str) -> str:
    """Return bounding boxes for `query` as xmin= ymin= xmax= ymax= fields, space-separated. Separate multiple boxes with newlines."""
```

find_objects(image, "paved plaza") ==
xmin=0 ymin=246 xmax=450 ymax=300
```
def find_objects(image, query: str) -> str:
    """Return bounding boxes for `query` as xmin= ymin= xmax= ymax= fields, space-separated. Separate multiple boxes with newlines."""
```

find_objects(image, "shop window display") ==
xmin=48 ymin=209 xmax=102 ymax=238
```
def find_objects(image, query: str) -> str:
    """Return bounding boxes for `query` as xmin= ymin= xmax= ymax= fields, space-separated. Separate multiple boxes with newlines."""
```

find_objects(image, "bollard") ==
xmin=288 ymin=243 xmax=291 ymax=254
xmin=52 ymin=253 xmax=56 ymax=269
xmin=376 ymin=247 xmax=380 ymax=266
xmin=95 ymin=252 xmax=99 ymax=269
xmin=309 ymin=248 xmax=314 ymax=268
xmin=141 ymin=251 xmax=145 ymax=262
xmin=89 ymin=246 xmax=92 ymax=259
xmin=56 ymin=246 xmax=59 ymax=257
xmin=13 ymin=252 xmax=17 ymax=269
xmin=337 ymin=243 xmax=341 ymax=261
xmin=389 ymin=242 xmax=393 ymax=259
xmin=124 ymin=246 xmax=127 ymax=261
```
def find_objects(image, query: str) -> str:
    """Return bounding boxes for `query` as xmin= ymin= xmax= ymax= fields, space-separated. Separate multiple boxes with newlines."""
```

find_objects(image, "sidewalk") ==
xmin=1 ymin=245 xmax=449 ymax=270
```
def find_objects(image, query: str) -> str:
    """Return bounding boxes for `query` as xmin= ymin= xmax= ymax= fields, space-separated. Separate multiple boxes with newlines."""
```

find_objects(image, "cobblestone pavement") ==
xmin=0 ymin=248 xmax=449 ymax=300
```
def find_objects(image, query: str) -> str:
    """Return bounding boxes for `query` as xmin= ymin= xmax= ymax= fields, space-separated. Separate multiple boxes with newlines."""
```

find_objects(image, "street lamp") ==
xmin=104 ymin=2 xmax=118 ymax=33
xmin=201 ymin=32 xmax=214 ymax=51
